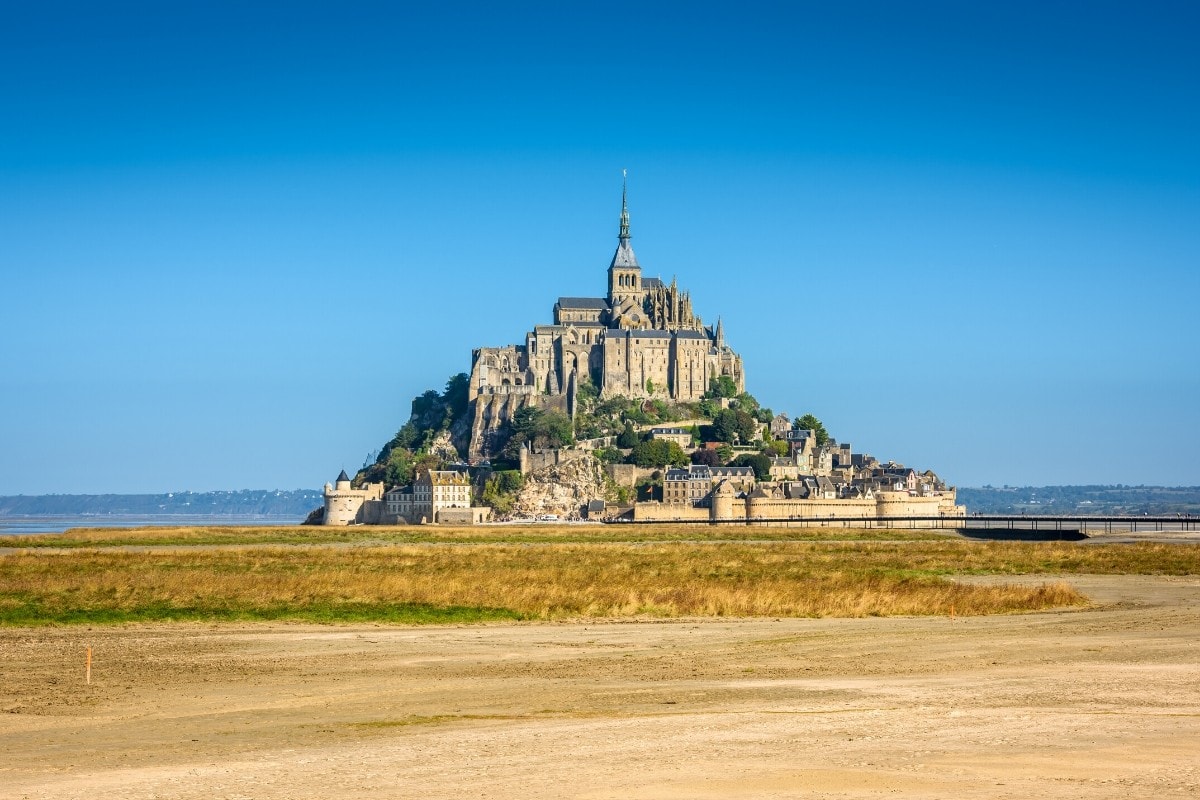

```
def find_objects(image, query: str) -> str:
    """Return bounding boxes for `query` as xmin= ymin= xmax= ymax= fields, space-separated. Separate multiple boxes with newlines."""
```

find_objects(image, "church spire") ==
xmin=609 ymin=169 xmax=640 ymax=270
xmin=619 ymin=168 xmax=631 ymax=240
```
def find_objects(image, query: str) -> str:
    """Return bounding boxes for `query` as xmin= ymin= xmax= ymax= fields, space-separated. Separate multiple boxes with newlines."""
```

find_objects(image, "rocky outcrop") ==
xmin=468 ymin=393 xmax=570 ymax=461
xmin=511 ymin=453 xmax=612 ymax=519
xmin=427 ymin=430 xmax=461 ymax=463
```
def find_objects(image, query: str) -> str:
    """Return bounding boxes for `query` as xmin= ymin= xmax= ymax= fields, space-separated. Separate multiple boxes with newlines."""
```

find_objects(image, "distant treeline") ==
xmin=958 ymin=486 xmax=1200 ymax=516
xmin=0 ymin=490 xmax=322 ymax=517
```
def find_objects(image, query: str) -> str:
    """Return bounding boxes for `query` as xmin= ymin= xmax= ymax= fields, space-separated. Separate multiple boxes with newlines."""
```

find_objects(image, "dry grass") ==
xmin=0 ymin=523 xmax=942 ymax=548
xmin=0 ymin=540 xmax=1121 ymax=625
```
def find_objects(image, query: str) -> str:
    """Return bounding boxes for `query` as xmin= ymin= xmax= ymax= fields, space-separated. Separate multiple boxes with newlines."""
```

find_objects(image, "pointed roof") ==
xmin=336 ymin=469 xmax=350 ymax=482
xmin=610 ymin=170 xmax=640 ymax=269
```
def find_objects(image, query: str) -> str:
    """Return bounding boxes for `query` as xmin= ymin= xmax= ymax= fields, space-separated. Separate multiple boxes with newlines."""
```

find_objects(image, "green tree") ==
xmin=502 ymin=406 xmax=576 ymax=460
xmin=538 ymin=411 xmax=575 ymax=449
xmin=385 ymin=447 xmax=416 ymax=486
xmin=576 ymin=376 xmax=599 ymax=406
xmin=645 ymin=378 xmax=656 ymax=395
xmin=593 ymin=446 xmax=624 ymax=464
xmin=481 ymin=470 xmax=524 ymax=514
xmin=711 ymin=409 xmax=738 ymax=442
xmin=708 ymin=375 xmax=738 ymax=398
xmin=411 ymin=389 xmax=443 ymax=426
xmin=616 ymin=422 xmax=639 ymax=448
xmin=514 ymin=406 xmax=574 ymax=448
xmin=697 ymin=398 xmax=720 ymax=419
xmin=766 ymin=439 xmax=790 ymax=457
xmin=731 ymin=392 xmax=760 ymax=416
xmin=712 ymin=408 xmax=758 ymax=443
xmin=442 ymin=372 xmax=470 ymax=423
xmin=627 ymin=439 xmax=688 ymax=468
xmin=794 ymin=414 xmax=829 ymax=447
xmin=732 ymin=452 xmax=773 ymax=481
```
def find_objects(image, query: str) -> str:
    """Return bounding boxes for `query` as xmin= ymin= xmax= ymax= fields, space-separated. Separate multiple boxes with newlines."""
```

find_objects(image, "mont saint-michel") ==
xmin=322 ymin=183 xmax=962 ymax=526
xmin=466 ymin=178 xmax=745 ymax=460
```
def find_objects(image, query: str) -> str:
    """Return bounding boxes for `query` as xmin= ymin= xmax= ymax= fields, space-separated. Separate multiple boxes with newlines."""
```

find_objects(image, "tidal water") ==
xmin=0 ymin=515 xmax=303 ymax=535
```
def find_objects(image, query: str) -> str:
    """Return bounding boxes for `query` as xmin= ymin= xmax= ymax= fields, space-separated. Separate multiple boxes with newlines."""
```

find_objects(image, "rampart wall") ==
xmin=520 ymin=447 xmax=591 ymax=474
xmin=746 ymin=497 xmax=876 ymax=520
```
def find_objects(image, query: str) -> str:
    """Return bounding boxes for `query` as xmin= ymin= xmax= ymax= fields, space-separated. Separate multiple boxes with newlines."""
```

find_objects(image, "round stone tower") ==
xmin=710 ymin=479 xmax=736 ymax=522
xmin=323 ymin=469 xmax=360 ymax=526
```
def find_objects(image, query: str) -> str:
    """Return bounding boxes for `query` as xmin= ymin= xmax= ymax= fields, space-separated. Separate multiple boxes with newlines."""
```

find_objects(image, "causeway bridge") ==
xmin=608 ymin=513 xmax=1199 ymax=540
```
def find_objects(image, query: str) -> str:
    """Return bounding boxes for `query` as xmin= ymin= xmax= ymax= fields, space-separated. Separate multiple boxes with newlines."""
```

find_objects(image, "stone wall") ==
xmin=323 ymin=483 xmax=384 ymax=526
xmin=605 ymin=463 xmax=662 ymax=488
xmin=875 ymin=491 xmax=965 ymax=518
xmin=519 ymin=446 xmax=591 ymax=475
xmin=436 ymin=507 xmax=493 ymax=524
xmin=630 ymin=490 xmax=965 ymax=524
xmin=631 ymin=502 xmax=717 ymax=522
xmin=746 ymin=497 xmax=877 ymax=520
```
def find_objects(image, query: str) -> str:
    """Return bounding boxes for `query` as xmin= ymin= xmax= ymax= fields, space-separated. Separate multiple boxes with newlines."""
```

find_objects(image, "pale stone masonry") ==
xmin=383 ymin=469 xmax=477 ymax=524
xmin=468 ymin=179 xmax=744 ymax=459
xmin=322 ymin=470 xmax=384 ymax=525
xmin=323 ymin=468 xmax=491 ymax=526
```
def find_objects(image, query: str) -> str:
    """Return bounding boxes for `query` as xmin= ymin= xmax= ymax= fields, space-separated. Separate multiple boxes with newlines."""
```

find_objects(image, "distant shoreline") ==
xmin=0 ymin=514 xmax=305 ymax=535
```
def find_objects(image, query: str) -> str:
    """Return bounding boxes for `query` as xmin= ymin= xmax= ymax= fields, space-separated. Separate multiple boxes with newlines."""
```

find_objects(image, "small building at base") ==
xmin=322 ymin=469 xmax=491 ymax=525
xmin=384 ymin=469 xmax=495 ymax=525
xmin=322 ymin=470 xmax=385 ymax=525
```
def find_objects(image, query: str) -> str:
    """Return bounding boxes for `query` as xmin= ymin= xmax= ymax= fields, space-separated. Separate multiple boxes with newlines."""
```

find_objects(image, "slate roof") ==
xmin=643 ymin=277 xmax=664 ymax=288
xmin=712 ymin=466 xmax=755 ymax=477
xmin=556 ymin=297 xmax=610 ymax=310
xmin=336 ymin=469 xmax=350 ymax=482
xmin=610 ymin=238 xmax=640 ymax=268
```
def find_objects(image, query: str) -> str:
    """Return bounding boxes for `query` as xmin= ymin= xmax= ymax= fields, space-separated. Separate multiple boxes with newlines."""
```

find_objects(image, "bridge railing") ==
xmin=605 ymin=513 xmax=1199 ymax=533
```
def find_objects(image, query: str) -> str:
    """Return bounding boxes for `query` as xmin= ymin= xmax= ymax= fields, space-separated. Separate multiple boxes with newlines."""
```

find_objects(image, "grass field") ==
xmin=4 ymin=524 xmax=1197 ymax=626
xmin=0 ymin=523 xmax=943 ymax=548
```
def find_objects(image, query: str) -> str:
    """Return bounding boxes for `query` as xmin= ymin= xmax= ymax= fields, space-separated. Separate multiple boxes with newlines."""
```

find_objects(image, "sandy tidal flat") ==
xmin=2 ymin=574 xmax=1198 ymax=799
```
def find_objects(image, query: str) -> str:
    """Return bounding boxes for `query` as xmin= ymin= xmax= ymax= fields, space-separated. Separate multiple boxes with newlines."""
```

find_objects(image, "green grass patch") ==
xmin=0 ymin=596 xmax=523 ymax=627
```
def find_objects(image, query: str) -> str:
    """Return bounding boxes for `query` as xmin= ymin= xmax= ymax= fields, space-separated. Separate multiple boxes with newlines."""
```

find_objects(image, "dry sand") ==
xmin=2 ymin=574 xmax=1198 ymax=799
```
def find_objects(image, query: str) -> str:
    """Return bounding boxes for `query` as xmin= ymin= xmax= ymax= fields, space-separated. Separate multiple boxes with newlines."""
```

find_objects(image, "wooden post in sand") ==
xmin=86 ymin=646 xmax=92 ymax=685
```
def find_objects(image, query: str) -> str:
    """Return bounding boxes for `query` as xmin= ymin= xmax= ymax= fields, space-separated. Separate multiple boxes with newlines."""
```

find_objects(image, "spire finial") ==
xmin=619 ymin=169 xmax=630 ymax=240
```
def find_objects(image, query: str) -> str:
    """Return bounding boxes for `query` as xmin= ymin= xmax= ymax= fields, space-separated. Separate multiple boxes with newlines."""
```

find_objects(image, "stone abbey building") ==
xmin=468 ymin=181 xmax=744 ymax=458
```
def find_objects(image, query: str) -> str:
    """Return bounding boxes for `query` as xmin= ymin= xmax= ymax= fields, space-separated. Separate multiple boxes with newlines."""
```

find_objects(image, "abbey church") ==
xmin=467 ymin=180 xmax=744 ymax=458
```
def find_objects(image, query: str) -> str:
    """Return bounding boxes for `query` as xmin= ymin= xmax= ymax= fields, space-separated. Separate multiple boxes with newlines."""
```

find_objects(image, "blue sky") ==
xmin=2 ymin=1 xmax=1197 ymax=493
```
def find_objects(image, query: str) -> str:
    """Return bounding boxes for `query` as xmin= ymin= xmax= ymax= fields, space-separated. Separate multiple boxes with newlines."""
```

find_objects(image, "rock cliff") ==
xmin=469 ymin=392 xmax=570 ymax=461
xmin=511 ymin=453 xmax=612 ymax=519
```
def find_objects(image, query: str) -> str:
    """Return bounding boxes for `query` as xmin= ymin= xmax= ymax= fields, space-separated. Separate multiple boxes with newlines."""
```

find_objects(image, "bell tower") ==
xmin=607 ymin=170 xmax=642 ymax=307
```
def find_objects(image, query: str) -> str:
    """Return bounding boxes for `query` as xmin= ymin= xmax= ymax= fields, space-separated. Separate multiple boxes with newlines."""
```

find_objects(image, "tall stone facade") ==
xmin=468 ymin=181 xmax=745 ymax=459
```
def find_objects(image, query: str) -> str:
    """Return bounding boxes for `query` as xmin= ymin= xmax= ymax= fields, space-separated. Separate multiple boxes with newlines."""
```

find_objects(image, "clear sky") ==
xmin=2 ymin=1 xmax=1197 ymax=494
